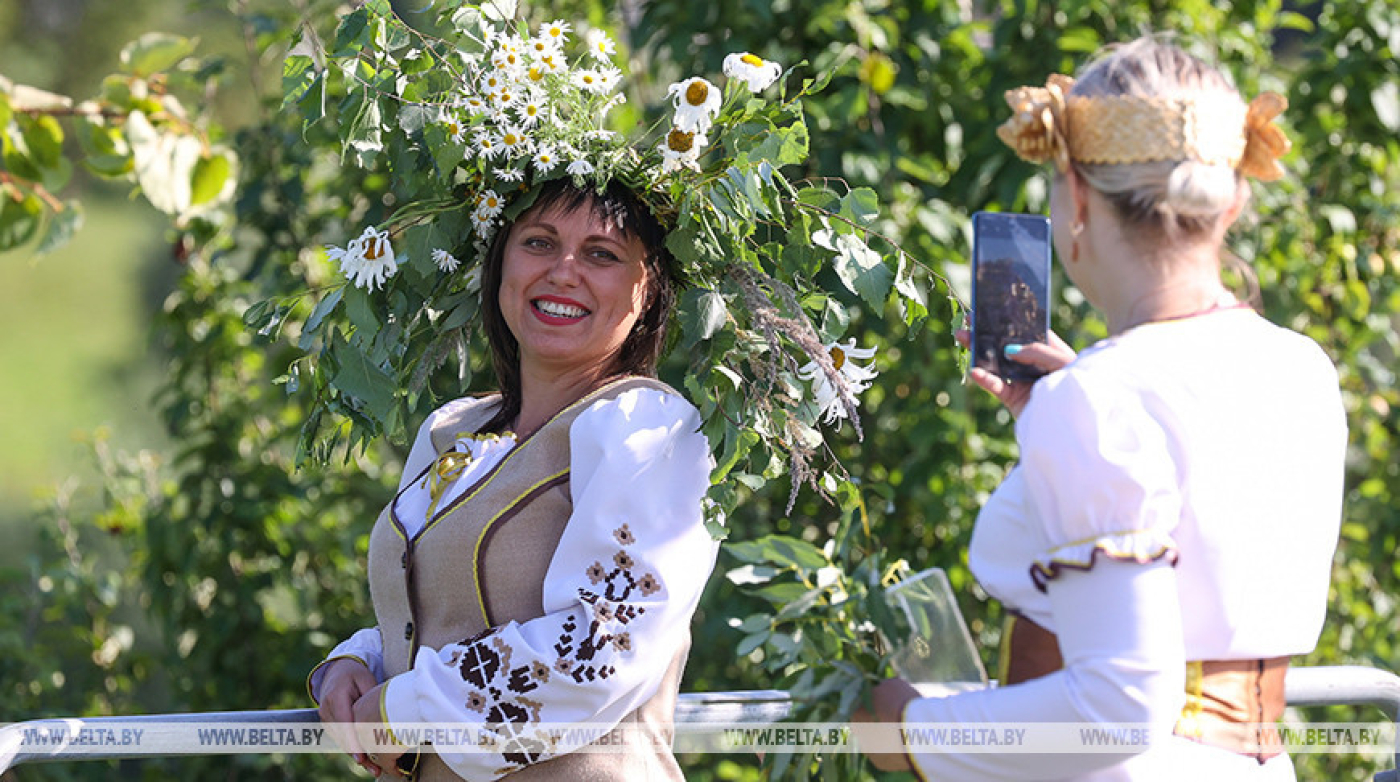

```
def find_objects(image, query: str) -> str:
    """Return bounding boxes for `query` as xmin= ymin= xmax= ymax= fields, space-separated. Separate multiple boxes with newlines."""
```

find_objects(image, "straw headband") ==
xmin=996 ymin=73 xmax=1291 ymax=181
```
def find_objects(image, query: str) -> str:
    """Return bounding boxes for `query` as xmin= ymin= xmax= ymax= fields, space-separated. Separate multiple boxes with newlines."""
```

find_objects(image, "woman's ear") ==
xmin=1066 ymin=167 xmax=1091 ymax=227
xmin=1221 ymin=177 xmax=1250 ymax=229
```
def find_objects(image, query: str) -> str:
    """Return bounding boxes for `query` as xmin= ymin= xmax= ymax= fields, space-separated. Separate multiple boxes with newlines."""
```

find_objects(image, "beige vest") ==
xmin=368 ymin=377 xmax=689 ymax=781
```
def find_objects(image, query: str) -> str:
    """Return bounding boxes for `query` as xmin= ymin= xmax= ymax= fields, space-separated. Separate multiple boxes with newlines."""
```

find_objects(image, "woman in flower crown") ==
xmin=861 ymin=38 xmax=1345 ymax=780
xmin=307 ymin=176 xmax=717 ymax=781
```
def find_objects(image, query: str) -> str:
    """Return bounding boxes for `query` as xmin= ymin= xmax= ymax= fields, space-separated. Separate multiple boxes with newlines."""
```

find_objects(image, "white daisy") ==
xmin=566 ymin=159 xmax=595 ymax=177
xmin=461 ymin=94 xmax=489 ymax=114
xmin=498 ymin=125 xmax=531 ymax=157
xmin=445 ymin=119 xmax=467 ymax=144
xmin=540 ymin=19 xmax=571 ymax=44
xmin=432 ymin=248 xmax=461 ymax=273
xmin=525 ymin=36 xmax=560 ymax=62
xmin=584 ymin=129 xmax=618 ymax=143
xmin=491 ymin=44 xmax=526 ymax=75
xmin=533 ymin=145 xmax=559 ymax=174
xmin=345 ymin=226 xmax=400 ymax=291
xmin=667 ymin=76 xmax=722 ymax=133
xmin=573 ymin=69 xmax=609 ymax=95
xmin=325 ymin=236 xmax=365 ymax=280
xmin=475 ymin=131 xmax=503 ymax=159
xmin=723 ymin=52 xmax=783 ymax=92
xmin=797 ymin=339 xmax=879 ymax=426
xmin=659 ymin=128 xmax=707 ymax=173
xmin=585 ymin=29 xmax=616 ymax=61
xmin=476 ymin=189 xmax=505 ymax=218
xmin=516 ymin=94 xmax=547 ymax=126
xmin=594 ymin=66 xmax=623 ymax=93
xmin=495 ymin=167 xmax=525 ymax=182
xmin=472 ymin=210 xmax=497 ymax=239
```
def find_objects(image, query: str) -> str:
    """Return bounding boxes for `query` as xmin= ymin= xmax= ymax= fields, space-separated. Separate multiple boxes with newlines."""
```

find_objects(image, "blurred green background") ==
xmin=2 ymin=1 xmax=1398 ymax=781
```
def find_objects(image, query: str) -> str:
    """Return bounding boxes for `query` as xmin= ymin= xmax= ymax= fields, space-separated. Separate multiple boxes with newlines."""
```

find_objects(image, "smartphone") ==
xmin=971 ymin=211 xmax=1052 ymax=383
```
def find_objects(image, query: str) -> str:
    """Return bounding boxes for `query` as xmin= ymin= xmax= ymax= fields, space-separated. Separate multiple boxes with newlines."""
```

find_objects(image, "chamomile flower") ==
xmin=516 ymin=95 xmax=547 ymax=126
xmin=344 ymin=226 xmax=400 ymax=291
xmin=585 ymin=29 xmax=616 ymax=61
xmin=475 ymin=189 xmax=505 ymax=218
xmin=797 ymin=339 xmax=879 ymax=426
xmin=498 ymin=126 xmax=531 ymax=157
xmin=573 ymin=69 xmax=609 ymax=95
xmin=461 ymin=94 xmax=489 ymax=114
xmin=475 ymin=131 xmax=503 ymax=159
xmin=491 ymin=43 xmax=526 ymax=74
xmin=584 ymin=129 xmax=618 ymax=143
xmin=472 ymin=209 xmax=497 ymax=239
xmin=566 ymin=159 xmax=595 ymax=177
xmin=324 ymin=236 xmax=364 ymax=279
xmin=495 ymin=167 xmax=525 ymax=182
xmin=445 ymin=119 xmax=467 ymax=144
xmin=723 ymin=52 xmax=783 ymax=92
xmin=660 ymin=128 xmax=707 ymax=172
xmin=668 ymin=76 xmax=722 ymax=133
xmin=525 ymin=36 xmax=560 ymax=62
xmin=594 ymin=66 xmax=623 ymax=93
xmin=532 ymin=145 xmax=559 ymax=174
xmin=432 ymin=248 xmax=461 ymax=273
xmin=540 ymin=19 xmax=571 ymax=45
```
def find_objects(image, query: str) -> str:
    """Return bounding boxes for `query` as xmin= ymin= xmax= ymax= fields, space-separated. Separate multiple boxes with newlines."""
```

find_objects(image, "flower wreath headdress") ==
xmin=996 ymin=73 xmax=1291 ymax=180
xmin=285 ymin=0 xmax=926 ymax=521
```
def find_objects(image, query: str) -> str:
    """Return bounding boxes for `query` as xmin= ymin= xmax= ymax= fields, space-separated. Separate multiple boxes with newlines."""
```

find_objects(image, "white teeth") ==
xmin=534 ymin=299 xmax=589 ymax=318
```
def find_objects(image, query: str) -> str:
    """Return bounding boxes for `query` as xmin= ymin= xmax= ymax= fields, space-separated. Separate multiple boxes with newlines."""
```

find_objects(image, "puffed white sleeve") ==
xmin=378 ymin=387 xmax=717 ymax=779
xmin=899 ymin=369 xmax=1188 ymax=780
xmin=306 ymin=399 xmax=468 ymax=704
xmin=1017 ymin=369 xmax=1182 ymax=591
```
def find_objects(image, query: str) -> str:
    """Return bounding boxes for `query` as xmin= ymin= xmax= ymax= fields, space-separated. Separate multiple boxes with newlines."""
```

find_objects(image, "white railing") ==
xmin=2 ymin=667 xmax=1396 ymax=779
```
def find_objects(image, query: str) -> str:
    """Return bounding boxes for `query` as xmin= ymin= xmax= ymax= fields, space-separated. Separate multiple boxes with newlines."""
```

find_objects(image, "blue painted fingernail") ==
xmin=1004 ymin=344 xmax=1024 ymax=356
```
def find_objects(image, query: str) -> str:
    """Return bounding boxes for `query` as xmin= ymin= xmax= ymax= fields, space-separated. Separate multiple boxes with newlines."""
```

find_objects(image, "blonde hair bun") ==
xmin=1163 ymin=160 xmax=1238 ymax=219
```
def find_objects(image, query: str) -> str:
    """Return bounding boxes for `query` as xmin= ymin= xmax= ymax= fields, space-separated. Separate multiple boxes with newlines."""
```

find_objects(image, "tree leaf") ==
xmin=0 ymin=188 xmax=44 ymax=251
xmin=330 ymin=338 xmax=396 ymax=423
xmin=34 ymin=200 xmax=84 ymax=256
xmin=120 ymin=33 xmax=198 ymax=77
xmin=189 ymin=152 xmax=232 ymax=207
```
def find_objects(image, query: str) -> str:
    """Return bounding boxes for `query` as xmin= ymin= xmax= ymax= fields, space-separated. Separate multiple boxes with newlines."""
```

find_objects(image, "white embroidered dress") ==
xmin=905 ymin=308 xmax=1346 ymax=781
xmin=310 ymin=387 xmax=717 ymax=779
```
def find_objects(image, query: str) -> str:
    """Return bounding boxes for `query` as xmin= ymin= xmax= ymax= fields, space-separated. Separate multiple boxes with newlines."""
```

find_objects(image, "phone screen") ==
xmin=971 ymin=211 xmax=1051 ymax=383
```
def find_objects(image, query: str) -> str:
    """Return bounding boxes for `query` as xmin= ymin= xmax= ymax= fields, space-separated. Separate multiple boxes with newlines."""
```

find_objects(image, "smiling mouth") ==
xmin=532 ymin=299 xmax=590 ymax=319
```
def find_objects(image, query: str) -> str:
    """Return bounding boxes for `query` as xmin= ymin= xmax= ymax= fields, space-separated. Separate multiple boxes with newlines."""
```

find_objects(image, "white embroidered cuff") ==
xmin=1029 ymin=528 xmax=1178 ymax=592
xmin=381 ymin=670 xmax=426 ymax=748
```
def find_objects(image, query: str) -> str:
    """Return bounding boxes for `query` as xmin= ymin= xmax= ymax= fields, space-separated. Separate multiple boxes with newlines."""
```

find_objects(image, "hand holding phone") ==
xmin=971 ymin=211 xmax=1052 ymax=383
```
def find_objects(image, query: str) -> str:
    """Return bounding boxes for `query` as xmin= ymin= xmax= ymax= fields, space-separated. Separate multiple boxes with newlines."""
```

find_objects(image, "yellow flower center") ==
xmin=666 ymin=129 xmax=695 ymax=153
xmin=685 ymin=81 xmax=709 ymax=106
xmin=528 ymin=66 xmax=544 ymax=81
xmin=503 ymin=133 xmax=519 ymax=146
xmin=582 ymin=74 xmax=596 ymax=85
xmin=364 ymin=240 xmax=385 ymax=261
xmin=525 ymin=105 xmax=539 ymax=116
xmin=486 ymin=196 xmax=499 ymax=208
xmin=741 ymin=53 xmax=764 ymax=67
xmin=830 ymin=346 xmax=846 ymax=370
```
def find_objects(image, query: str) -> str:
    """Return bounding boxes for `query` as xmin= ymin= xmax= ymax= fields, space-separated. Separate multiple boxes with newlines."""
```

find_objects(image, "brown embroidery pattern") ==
xmin=451 ymin=523 xmax=665 ymax=773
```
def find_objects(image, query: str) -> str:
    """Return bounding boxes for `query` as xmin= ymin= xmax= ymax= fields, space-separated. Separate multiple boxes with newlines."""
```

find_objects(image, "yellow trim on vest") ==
xmin=379 ymin=683 xmax=406 ymax=747
xmin=1174 ymin=659 xmax=1205 ymax=739
xmin=997 ymin=615 xmax=1016 ymax=686
xmin=305 ymin=654 xmax=370 ymax=706
xmin=471 ymin=467 xmax=571 ymax=626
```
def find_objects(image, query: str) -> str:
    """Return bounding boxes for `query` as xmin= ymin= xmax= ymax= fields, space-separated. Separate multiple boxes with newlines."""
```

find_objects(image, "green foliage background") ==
xmin=1 ymin=0 xmax=1397 ymax=780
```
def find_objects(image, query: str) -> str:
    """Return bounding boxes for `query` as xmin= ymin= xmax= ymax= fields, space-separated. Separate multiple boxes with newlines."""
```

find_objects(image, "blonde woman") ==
xmin=865 ymin=38 xmax=1345 ymax=780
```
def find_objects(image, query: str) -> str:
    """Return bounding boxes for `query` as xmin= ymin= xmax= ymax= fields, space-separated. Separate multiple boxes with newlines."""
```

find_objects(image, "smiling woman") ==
xmin=306 ymin=177 xmax=716 ymax=782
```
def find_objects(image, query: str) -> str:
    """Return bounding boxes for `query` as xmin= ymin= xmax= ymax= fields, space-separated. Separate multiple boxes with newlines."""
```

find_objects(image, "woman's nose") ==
xmin=544 ymin=249 xmax=580 ymax=285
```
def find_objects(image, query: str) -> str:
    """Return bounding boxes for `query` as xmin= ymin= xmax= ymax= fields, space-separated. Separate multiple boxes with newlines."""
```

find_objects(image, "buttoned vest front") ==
xmin=367 ymin=376 xmax=688 ymax=781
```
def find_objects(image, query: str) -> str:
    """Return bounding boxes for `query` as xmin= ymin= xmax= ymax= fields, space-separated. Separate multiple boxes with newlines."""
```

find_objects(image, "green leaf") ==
xmin=300 ymin=287 xmax=344 ymax=349
xmin=726 ymin=534 xmax=828 ymax=570
xmin=330 ymin=338 xmax=396 ymax=423
xmin=839 ymin=187 xmax=879 ymax=225
xmin=679 ymin=287 xmax=727 ymax=347
xmin=830 ymin=232 xmax=893 ymax=308
xmin=735 ymin=630 xmax=770 ymax=657
xmin=0 ymin=188 xmax=44 ymax=251
xmin=120 ymin=33 xmax=198 ymax=77
xmin=35 ymin=200 xmax=84 ymax=256
xmin=189 ymin=152 xmax=232 ymax=207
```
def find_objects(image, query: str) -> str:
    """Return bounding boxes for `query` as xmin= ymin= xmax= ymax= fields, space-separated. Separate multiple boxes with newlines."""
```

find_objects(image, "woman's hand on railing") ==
xmin=317 ymin=658 xmax=384 ymax=776
xmin=352 ymin=683 xmax=407 ymax=777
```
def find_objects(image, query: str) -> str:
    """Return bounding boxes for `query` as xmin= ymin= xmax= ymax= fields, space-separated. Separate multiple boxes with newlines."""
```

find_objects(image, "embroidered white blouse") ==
xmin=905 ymin=308 xmax=1346 ymax=781
xmin=310 ymin=387 xmax=718 ymax=779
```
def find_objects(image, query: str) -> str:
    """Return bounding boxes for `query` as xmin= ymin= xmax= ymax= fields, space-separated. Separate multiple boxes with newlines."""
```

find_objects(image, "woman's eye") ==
xmin=589 ymin=248 xmax=620 ymax=262
xmin=523 ymin=237 xmax=551 ymax=249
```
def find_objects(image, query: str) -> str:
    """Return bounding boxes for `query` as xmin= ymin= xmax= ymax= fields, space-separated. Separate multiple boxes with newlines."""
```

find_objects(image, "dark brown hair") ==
xmin=479 ymin=178 xmax=676 ymax=433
